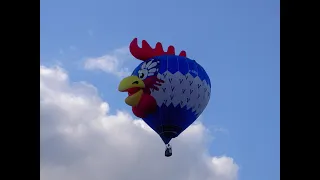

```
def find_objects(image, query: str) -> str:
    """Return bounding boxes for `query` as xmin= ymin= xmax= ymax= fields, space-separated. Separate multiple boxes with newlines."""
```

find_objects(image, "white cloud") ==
xmin=83 ymin=47 xmax=132 ymax=78
xmin=40 ymin=65 xmax=239 ymax=180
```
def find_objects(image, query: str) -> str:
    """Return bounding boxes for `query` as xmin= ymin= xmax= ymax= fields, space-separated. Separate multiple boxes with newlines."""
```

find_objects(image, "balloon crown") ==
xmin=129 ymin=38 xmax=187 ymax=61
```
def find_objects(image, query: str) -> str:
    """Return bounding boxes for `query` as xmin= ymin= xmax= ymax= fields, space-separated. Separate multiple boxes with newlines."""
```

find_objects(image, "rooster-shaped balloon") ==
xmin=118 ymin=38 xmax=211 ymax=157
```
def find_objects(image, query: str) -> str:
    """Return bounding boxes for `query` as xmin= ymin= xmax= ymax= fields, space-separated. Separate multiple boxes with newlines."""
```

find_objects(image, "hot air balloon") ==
xmin=118 ymin=38 xmax=211 ymax=157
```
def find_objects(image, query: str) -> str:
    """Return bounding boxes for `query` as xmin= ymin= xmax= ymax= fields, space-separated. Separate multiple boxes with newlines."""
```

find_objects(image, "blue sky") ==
xmin=40 ymin=0 xmax=279 ymax=179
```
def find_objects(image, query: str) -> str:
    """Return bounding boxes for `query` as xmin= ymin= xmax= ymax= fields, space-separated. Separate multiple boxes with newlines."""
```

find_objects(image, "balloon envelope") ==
xmin=131 ymin=55 xmax=211 ymax=144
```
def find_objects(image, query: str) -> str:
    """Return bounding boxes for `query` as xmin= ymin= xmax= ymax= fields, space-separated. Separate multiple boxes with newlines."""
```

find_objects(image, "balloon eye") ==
xmin=138 ymin=69 xmax=148 ymax=80
xmin=139 ymin=73 xmax=144 ymax=79
xmin=132 ymin=81 xmax=139 ymax=84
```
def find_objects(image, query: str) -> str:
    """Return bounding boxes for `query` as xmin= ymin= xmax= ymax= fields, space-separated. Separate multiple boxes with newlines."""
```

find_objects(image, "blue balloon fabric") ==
xmin=131 ymin=55 xmax=211 ymax=144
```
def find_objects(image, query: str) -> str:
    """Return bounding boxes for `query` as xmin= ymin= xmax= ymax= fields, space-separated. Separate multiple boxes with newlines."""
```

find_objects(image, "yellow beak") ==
xmin=118 ymin=76 xmax=145 ymax=107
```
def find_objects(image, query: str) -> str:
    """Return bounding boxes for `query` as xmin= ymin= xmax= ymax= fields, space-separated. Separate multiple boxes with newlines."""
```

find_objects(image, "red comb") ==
xmin=129 ymin=38 xmax=187 ymax=61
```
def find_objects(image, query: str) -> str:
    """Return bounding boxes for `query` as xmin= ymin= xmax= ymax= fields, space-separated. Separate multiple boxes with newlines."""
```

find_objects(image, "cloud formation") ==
xmin=84 ymin=48 xmax=132 ymax=78
xmin=40 ymin=65 xmax=239 ymax=180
